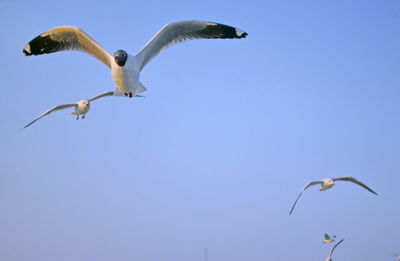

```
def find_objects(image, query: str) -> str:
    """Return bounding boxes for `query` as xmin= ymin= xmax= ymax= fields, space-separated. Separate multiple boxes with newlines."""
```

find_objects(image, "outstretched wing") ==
xmin=23 ymin=26 xmax=113 ymax=68
xmin=289 ymin=181 xmax=322 ymax=215
xmin=333 ymin=176 xmax=378 ymax=195
xmin=23 ymin=104 xmax=77 ymax=128
xmin=88 ymin=91 xmax=145 ymax=100
xmin=329 ymin=239 xmax=344 ymax=258
xmin=88 ymin=91 xmax=115 ymax=102
xmin=135 ymin=20 xmax=248 ymax=71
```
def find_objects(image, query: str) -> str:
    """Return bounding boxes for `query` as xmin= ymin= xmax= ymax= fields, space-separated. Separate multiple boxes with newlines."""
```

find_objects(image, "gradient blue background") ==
xmin=1 ymin=0 xmax=399 ymax=260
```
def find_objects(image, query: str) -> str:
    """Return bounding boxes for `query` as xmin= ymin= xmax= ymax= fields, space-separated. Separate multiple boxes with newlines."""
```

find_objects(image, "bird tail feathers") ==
xmin=135 ymin=82 xmax=147 ymax=95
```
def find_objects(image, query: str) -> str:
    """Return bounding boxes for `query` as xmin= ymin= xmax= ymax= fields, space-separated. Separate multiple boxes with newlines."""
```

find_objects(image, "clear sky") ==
xmin=0 ymin=0 xmax=399 ymax=260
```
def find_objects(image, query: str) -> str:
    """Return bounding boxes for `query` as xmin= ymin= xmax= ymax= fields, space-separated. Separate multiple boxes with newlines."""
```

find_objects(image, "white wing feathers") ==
xmin=88 ymin=91 xmax=115 ymax=102
xmin=289 ymin=181 xmax=322 ymax=215
xmin=23 ymin=103 xmax=77 ymax=129
xmin=333 ymin=176 xmax=378 ymax=195
xmin=23 ymin=26 xmax=113 ymax=68
xmin=135 ymin=20 xmax=247 ymax=71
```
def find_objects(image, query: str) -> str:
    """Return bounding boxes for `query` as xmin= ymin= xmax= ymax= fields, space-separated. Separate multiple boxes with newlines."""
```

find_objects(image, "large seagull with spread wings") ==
xmin=23 ymin=21 xmax=247 ymax=98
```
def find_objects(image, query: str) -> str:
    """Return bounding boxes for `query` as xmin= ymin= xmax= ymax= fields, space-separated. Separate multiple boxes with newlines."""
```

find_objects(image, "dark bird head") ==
xmin=114 ymin=49 xmax=128 ymax=66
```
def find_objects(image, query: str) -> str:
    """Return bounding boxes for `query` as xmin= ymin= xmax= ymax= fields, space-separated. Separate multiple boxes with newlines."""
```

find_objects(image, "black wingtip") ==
xmin=22 ymin=34 xmax=61 ymax=56
xmin=22 ymin=123 xmax=31 ymax=129
xmin=201 ymin=22 xmax=248 ymax=39
xmin=23 ymin=48 xmax=30 ymax=55
xmin=241 ymin=32 xmax=248 ymax=38
xmin=368 ymin=187 xmax=378 ymax=195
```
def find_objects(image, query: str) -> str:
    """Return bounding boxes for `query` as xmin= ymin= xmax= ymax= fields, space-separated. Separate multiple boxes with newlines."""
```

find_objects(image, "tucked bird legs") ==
xmin=73 ymin=100 xmax=90 ymax=120
xmin=289 ymin=176 xmax=377 ymax=215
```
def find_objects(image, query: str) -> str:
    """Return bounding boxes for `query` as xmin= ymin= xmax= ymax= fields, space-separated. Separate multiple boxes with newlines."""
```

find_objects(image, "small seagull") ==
xmin=289 ymin=176 xmax=377 ymax=215
xmin=23 ymin=91 xmax=142 ymax=128
xmin=325 ymin=238 xmax=344 ymax=261
xmin=392 ymin=253 xmax=400 ymax=259
xmin=23 ymin=20 xmax=247 ymax=98
xmin=323 ymin=233 xmax=336 ymax=244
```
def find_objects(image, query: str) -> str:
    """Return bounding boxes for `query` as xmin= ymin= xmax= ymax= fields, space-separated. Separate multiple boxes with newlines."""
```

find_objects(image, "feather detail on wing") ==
xmin=23 ymin=26 xmax=112 ymax=68
xmin=23 ymin=103 xmax=77 ymax=128
xmin=289 ymin=181 xmax=322 ymax=215
xmin=135 ymin=20 xmax=247 ymax=71
xmin=88 ymin=91 xmax=115 ymax=102
xmin=333 ymin=177 xmax=377 ymax=195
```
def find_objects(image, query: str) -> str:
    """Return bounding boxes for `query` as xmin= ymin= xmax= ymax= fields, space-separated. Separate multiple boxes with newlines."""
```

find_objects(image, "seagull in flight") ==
xmin=392 ymin=253 xmax=400 ymax=259
xmin=323 ymin=233 xmax=336 ymax=244
xmin=23 ymin=21 xmax=247 ymax=98
xmin=23 ymin=91 xmax=141 ymax=128
xmin=325 ymin=238 xmax=344 ymax=261
xmin=289 ymin=176 xmax=377 ymax=215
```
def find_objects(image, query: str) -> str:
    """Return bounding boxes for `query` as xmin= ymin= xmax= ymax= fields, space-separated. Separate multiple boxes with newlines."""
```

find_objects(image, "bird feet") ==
xmin=124 ymin=92 xmax=133 ymax=98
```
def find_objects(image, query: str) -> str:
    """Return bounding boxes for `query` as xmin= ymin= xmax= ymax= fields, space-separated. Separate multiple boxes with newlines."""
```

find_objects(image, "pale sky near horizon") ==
xmin=1 ymin=0 xmax=400 ymax=260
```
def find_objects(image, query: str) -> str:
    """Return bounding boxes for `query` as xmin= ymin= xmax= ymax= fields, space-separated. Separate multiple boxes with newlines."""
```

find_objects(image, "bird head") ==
xmin=325 ymin=178 xmax=334 ymax=185
xmin=78 ymin=100 xmax=90 ymax=108
xmin=114 ymin=49 xmax=128 ymax=66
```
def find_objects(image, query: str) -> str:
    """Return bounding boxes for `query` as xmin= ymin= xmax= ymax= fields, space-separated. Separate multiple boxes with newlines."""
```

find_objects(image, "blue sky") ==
xmin=1 ymin=0 xmax=399 ymax=260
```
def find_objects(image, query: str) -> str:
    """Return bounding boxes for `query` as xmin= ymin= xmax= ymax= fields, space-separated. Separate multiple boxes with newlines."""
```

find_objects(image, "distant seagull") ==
xmin=323 ymin=233 xmax=336 ymax=244
xmin=325 ymin=238 xmax=344 ymax=261
xmin=23 ymin=91 xmax=141 ymax=128
xmin=23 ymin=21 xmax=247 ymax=98
xmin=392 ymin=253 xmax=400 ymax=259
xmin=289 ymin=177 xmax=377 ymax=215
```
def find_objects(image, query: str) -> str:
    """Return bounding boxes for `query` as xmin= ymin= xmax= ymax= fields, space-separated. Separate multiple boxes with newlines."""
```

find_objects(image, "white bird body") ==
xmin=23 ymin=20 xmax=247 ymax=98
xmin=72 ymin=100 xmax=90 ymax=115
xmin=320 ymin=178 xmax=335 ymax=191
xmin=111 ymin=54 xmax=142 ymax=96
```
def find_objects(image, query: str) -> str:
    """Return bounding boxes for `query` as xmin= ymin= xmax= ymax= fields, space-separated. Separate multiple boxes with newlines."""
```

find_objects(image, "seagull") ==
xmin=325 ymin=238 xmax=344 ymax=261
xmin=23 ymin=21 xmax=247 ymax=98
xmin=323 ymin=233 xmax=336 ymax=244
xmin=289 ymin=176 xmax=377 ymax=215
xmin=23 ymin=91 xmax=142 ymax=128
xmin=392 ymin=253 xmax=400 ymax=259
